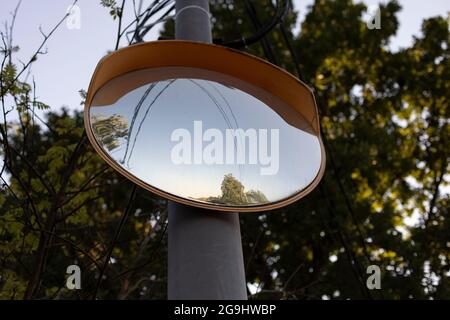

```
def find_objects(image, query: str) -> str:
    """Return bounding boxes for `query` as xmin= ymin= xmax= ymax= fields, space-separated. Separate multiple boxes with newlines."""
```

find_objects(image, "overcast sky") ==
xmin=0 ymin=0 xmax=448 ymax=113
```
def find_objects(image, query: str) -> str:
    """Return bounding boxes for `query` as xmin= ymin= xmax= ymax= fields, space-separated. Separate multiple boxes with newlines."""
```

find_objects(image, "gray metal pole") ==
xmin=168 ymin=0 xmax=247 ymax=300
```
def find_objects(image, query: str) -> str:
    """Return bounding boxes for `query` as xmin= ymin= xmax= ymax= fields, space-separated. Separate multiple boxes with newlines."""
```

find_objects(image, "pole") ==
xmin=168 ymin=0 xmax=247 ymax=300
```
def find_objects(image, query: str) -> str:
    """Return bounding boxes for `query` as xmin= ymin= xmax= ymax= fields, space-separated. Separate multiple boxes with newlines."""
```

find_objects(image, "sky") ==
xmin=0 ymin=0 xmax=449 ymax=114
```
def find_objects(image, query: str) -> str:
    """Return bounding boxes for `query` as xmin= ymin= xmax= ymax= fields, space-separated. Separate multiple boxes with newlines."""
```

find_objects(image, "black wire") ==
xmin=222 ymin=0 xmax=290 ymax=49
xmin=129 ymin=0 xmax=288 ymax=48
xmin=244 ymin=0 xmax=278 ymax=64
xmin=321 ymin=128 xmax=373 ymax=264
xmin=319 ymin=184 xmax=373 ymax=299
xmin=271 ymin=0 xmax=373 ymax=268
xmin=132 ymin=0 xmax=288 ymax=48
xmin=135 ymin=3 xmax=175 ymax=42
xmin=92 ymin=184 xmax=137 ymax=299
xmin=278 ymin=23 xmax=303 ymax=79
xmin=127 ymin=0 xmax=162 ymax=44
xmin=129 ymin=0 xmax=174 ymax=43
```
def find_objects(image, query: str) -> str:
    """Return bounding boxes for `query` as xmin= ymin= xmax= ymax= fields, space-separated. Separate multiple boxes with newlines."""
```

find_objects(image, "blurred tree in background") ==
xmin=0 ymin=0 xmax=448 ymax=299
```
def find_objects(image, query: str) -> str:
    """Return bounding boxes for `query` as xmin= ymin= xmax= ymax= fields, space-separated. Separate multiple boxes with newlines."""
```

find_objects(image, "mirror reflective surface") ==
xmin=89 ymin=74 xmax=322 ymax=208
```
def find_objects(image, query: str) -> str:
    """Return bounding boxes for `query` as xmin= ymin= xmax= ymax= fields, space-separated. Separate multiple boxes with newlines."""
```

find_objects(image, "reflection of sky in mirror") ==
xmin=90 ymin=78 xmax=321 ymax=204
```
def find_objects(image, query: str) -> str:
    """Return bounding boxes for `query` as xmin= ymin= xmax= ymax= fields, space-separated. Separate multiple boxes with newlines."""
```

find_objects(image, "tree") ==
xmin=220 ymin=173 xmax=245 ymax=204
xmin=0 ymin=2 xmax=167 ymax=300
xmin=246 ymin=189 xmax=269 ymax=204
xmin=219 ymin=173 xmax=268 ymax=205
xmin=0 ymin=0 xmax=448 ymax=300
xmin=91 ymin=113 xmax=129 ymax=151
xmin=200 ymin=174 xmax=268 ymax=205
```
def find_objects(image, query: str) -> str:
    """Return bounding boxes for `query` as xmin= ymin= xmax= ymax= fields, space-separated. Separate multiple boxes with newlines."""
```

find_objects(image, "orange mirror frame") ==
xmin=84 ymin=40 xmax=326 ymax=212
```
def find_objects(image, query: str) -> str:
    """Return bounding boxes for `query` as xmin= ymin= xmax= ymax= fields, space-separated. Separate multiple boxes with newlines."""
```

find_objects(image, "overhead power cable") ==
xmin=221 ymin=0 xmax=290 ymax=49
xmin=243 ymin=0 xmax=278 ymax=64
xmin=268 ymin=0 xmax=373 ymax=267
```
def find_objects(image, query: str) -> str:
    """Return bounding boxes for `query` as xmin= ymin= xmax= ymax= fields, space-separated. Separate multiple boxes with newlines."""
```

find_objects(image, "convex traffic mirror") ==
xmin=84 ymin=40 xmax=325 ymax=212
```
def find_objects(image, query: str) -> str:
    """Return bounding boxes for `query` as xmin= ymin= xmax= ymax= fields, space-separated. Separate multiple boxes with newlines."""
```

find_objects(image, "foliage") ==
xmin=100 ymin=0 xmax=123 ymax=20
xmin=219 ymin=174 xmax=268 ymax=205
xmin=91 ymin=114 xmax=129 ymax=151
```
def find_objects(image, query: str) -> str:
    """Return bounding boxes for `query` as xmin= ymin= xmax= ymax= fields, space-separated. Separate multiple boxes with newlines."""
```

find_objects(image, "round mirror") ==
xmin=85 ymin=41 xmax=325 ymax=212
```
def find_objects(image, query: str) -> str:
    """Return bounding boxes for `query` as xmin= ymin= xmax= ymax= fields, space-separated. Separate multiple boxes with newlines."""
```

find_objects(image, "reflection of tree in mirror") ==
xmin=221 ymin=173 xmax=246 ymax=205
xmin=245 ymin=189 xmax=269 ymax=204
xmin=196 ymin=173 xmax=268 ymax=205
xmin=122 ymin=81 xmax=176 ymax=165
xmin=91 ymin=113 xmax=129 ymax=151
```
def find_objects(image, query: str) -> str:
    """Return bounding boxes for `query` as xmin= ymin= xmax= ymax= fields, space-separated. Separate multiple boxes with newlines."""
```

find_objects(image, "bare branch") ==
xmin=3 ymin=0 xmax=79 ymax=94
